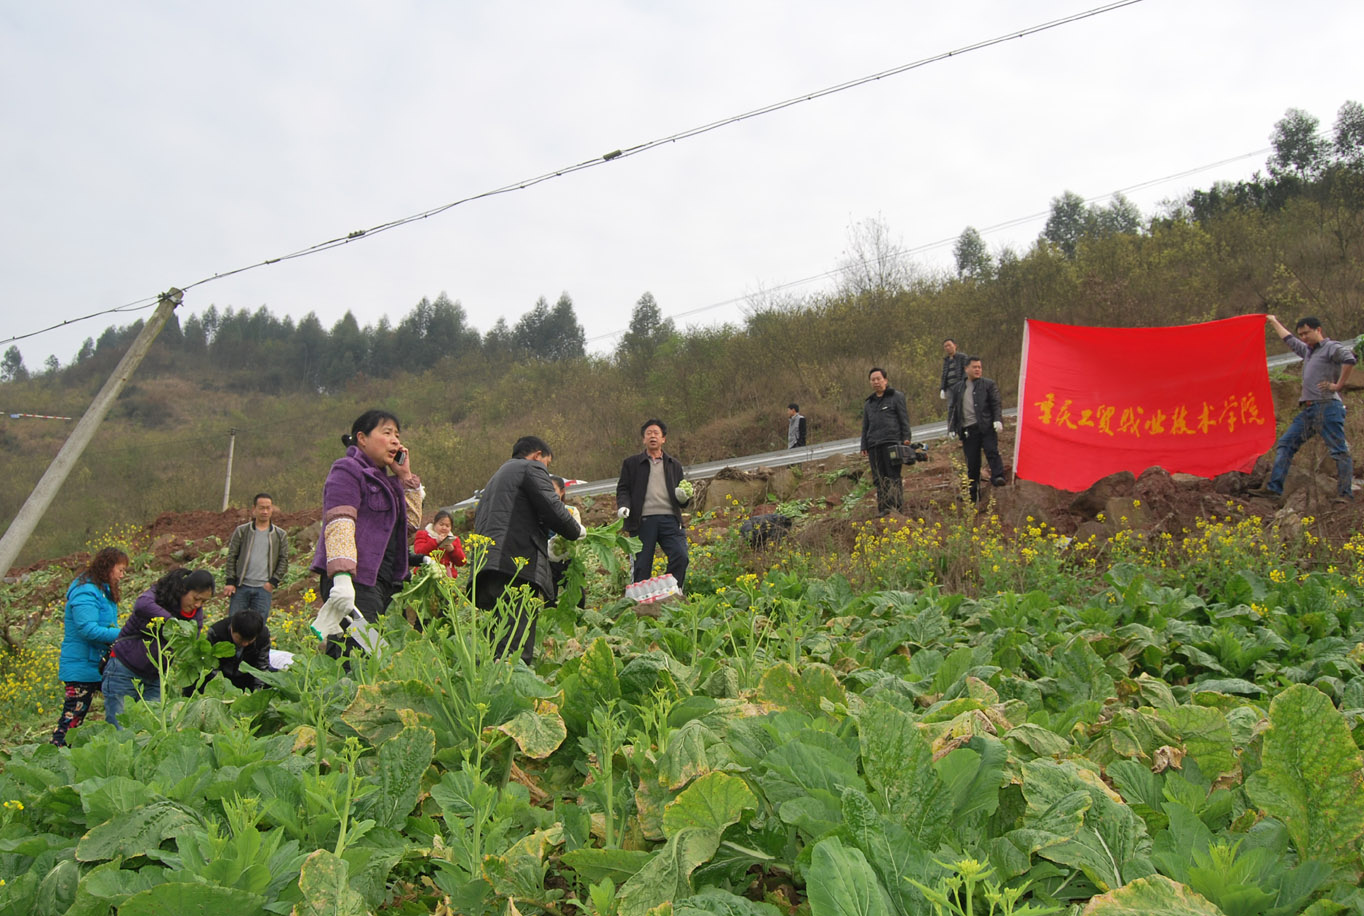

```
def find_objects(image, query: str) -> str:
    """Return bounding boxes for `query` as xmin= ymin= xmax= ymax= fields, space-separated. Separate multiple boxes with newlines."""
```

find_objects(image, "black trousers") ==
xmin=961 ymin=426 xmax=1006 ymax=501
xmin=632 ymin=514 xmax=689 ymax=590
xmin=474 ymin=570 xmax=546 ymax=667
xmin=319 ymin=573 xmax=398 ymax=657
xmin=867 ymin=443 xmax=904 ymax=516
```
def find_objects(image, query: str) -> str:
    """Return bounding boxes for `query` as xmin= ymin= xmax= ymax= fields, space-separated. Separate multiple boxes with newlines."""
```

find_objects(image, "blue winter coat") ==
xmin=57 ymin=578 xmax=121 ymax=683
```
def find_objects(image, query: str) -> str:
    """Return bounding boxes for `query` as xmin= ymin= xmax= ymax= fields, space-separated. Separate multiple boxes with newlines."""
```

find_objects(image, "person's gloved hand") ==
xmin=947 ymin=431 xmax=957 ymax=440
xmin=674 ymin=479 xmax=694 ymax=503
xmin=993 ymin=421 xmax=1003 ymax=433
xmin=576 ymin=522 xmax=588 ymax=540
xmin=311 ymin=574 xmax=357 ymax=639
xmin=547 ymin=536 xmax=572 ymax=562
xmin=617 ymin=507 xmax=630 ymax=520
xmin=939 ymin=389 xmax=946 ymax=400
xmin=422 ymin=555 xmax=437 ymax=567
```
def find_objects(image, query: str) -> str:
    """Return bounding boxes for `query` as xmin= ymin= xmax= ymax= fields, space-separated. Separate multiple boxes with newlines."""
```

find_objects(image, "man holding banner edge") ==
xmin=1249 ymin=314 xmax=1356 ymax=503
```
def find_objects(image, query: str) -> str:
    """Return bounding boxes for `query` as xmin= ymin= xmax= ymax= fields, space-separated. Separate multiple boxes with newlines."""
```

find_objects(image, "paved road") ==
xmin=443 ymin=341 xmax=1349 ymax=511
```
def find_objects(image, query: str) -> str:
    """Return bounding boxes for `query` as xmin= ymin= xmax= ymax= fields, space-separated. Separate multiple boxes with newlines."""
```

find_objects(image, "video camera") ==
xmin=893 ymin=442 xmax=929 ymax=466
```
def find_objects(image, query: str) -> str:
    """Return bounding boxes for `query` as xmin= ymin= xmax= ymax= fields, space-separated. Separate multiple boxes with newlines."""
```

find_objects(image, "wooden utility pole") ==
xmin=0 ymin=289 xmax=182 ymax=576
xmin=222 ymin=427 xmax=237 ymax=511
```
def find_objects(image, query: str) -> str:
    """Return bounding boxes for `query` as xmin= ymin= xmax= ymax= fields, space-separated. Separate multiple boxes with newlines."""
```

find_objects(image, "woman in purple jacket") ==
xmin=51 ymin=547 xmax=129 ymax=745
xmin=310 ymin=409 xmax=423 ymax=654
xmin=102 ymin=567 xmax=214 ymax=727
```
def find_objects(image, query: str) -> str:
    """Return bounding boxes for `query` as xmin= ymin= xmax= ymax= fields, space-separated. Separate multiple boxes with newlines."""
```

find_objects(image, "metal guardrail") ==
xmin=443 ymin=339 xmax=1355 ymax=512
xmin=443 ymin=410 xmax=1004 ymax=510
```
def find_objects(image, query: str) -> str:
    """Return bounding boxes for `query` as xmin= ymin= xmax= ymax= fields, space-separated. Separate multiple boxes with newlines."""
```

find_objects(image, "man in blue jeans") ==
xmin=1250 ymin=315 xmax=1356 ymax=503
xmin=616 ymin=419 xmax=691 ymax=590
xmin=223 ymin=493 xmax=290 ymax=620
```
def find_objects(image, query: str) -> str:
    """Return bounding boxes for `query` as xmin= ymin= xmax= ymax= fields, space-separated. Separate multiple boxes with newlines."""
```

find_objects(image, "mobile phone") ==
xmin=395 ymin=449 xmax=406 ymax=465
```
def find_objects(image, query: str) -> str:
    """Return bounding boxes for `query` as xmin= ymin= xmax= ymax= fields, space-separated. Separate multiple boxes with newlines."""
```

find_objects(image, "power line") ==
xmin=4 ymin=0 xmax=1146 ymax=350
xmin=2 ymin=297 xmax=160 ymax=346
xmin=586 ymin=146 xmax=1272 ymax=342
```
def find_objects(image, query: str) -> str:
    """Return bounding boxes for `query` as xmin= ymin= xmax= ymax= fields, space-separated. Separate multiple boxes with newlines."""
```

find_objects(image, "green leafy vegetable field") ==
xmin=2 ymin=507 xmax=1364 ymax=915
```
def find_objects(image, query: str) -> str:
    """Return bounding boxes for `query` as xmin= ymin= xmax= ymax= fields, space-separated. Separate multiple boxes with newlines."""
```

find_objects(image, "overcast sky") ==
xmin=2 ymin=0 xmax=1360 ymax=371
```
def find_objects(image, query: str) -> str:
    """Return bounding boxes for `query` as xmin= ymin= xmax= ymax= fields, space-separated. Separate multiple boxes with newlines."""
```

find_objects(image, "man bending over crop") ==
xmin=473 ymin=436 xmax=586 ymax=664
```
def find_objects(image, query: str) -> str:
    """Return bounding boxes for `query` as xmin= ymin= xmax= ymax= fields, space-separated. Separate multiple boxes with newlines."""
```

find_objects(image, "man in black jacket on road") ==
xmin=860 ymin=368 xmax=913 ymax=516
xmin=473 ymin=436 xmax=585 ymax=664
xmin=950 ymin=357 xmax=1008 ymax=502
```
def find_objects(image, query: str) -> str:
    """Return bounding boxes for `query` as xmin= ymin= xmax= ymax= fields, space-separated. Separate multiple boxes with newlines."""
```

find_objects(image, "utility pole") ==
xmin=0 ymin=289 xmax=182 ymax=576
xmin=222 ymin=427 xmax=237 ymax=511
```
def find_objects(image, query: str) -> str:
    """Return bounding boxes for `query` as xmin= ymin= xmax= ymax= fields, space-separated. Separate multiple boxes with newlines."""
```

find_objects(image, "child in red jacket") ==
xmin=413 ymin=510 xmax=467 ymax=578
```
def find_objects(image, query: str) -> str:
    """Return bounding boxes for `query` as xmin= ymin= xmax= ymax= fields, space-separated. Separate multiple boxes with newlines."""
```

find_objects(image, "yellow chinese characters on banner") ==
xmin=1032 ymin=391 xmax=1268 ymax=438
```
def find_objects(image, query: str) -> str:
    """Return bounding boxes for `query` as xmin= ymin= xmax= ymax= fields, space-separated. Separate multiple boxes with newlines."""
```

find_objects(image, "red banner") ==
xmin=1013 ymin=315 xmax=1276 ymax=491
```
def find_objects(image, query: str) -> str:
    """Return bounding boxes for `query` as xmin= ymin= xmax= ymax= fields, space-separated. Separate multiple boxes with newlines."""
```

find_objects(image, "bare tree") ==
xmin=836 ymin=215 xmax=912 ymax=299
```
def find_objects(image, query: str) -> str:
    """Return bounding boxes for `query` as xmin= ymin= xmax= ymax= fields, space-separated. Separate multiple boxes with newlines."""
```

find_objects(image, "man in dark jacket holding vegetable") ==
xmin=950 ymin=357 xmax=1008 ymax=502
xmin=473 ymin=436 xmax=586 ymax=664
xmin=616 ymin=419 xmax=692 ymax=590
xmin=860 ymin=368 xmax=913 ymax=516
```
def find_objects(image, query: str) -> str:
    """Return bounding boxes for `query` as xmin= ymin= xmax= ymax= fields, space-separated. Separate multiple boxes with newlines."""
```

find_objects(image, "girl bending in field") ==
xmin=102 ymin=567 xmax=214 ymax=727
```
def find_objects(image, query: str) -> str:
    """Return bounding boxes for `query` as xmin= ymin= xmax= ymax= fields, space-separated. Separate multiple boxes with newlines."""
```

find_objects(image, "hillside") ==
xmin=2 ymin=115 xmax=1363 ymax=565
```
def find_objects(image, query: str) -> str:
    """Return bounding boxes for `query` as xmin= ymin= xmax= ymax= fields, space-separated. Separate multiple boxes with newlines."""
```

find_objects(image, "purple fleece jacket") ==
xmin=309 ymin=446 xmax=421 ymax=586
xmin=110 ymin=588 xmax=204 ymax=680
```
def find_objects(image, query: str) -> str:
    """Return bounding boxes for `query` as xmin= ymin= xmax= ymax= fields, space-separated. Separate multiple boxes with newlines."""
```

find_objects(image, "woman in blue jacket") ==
xmin=51 ymin=547 xmax=129 ymax=746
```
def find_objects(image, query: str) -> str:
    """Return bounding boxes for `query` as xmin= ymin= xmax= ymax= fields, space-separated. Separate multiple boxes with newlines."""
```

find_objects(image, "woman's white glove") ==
xmin=939 ymin=389 xmax=946 ymax=400
xmin=616 ymin=507 xmax=630 ymax=520
xmin=310 ymin=574 xmax=357 ymax=639
xmin=993 ymin=421 xmax=1004 ymax=433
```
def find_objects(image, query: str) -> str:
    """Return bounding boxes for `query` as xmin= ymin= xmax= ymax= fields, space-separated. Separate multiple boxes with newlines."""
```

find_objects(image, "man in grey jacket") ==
xmin=940 ymin=339 xmax=970 ymax=427
xmin=860 ymin=368 xmax=913 ymax=516
xmin=1250 ymin=315 xmax=1356 ymax=502
xmin=223 ymin=493 xmax=289 ymax=621
xmin=787 ymin=403 xmax=807 ymax=448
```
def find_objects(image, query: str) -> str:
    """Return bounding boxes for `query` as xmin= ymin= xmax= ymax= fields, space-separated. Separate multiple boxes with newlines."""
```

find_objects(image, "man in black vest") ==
xmin=950 ymin=357 xmax=1008 ymax=501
